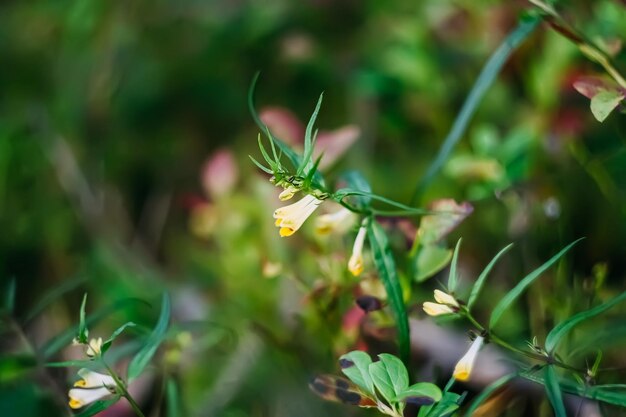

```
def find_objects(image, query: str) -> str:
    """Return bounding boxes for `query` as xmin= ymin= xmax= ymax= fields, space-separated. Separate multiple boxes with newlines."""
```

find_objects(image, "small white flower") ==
xmin=315 ymin=207 xmax=355 ymax=235
xmin=348 ymin=226 xmax=367 ymax=276
xmin=273 ymin=194 xmax=323 ymax=237
xmin=422 ymin=302 xmax=455 ymax=316
xmin=433 ymin=289 xmax=459 ymax=308
xmin=85 ymin=337 xmax=103 ymax=358
xmin=278 ymin=185 xmax=299 ymax=201
xmin=68 ymin=369 xmax=116 ymax=409
xmin=453 ymin=336 xmax=484 ymax=381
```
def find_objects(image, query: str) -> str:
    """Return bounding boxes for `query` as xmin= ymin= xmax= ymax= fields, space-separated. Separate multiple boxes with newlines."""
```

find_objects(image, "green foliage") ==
xmin=590 ymin=90 xmax=625 ymax=122
xmin=467 ymin=243 xmax=514 ymax=311
xmin=543 ymin=366 xmax=567 ymax=417
xmin=447 ymin=239 xmax=462 ymax=293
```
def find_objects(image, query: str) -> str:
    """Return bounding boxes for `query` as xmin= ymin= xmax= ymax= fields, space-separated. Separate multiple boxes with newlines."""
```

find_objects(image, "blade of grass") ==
xmin=410 ymin=15 xmax=540 ymax=204
xmin=447 ymin=238 xmax=462 ymax=293
xmin=544 ymin=366 xmax=567 ymax=417
xmin=367 ymin=220 xmax=410 ymax=365
xmin=489 ymin=238 xmax=583 ymax=330
xmin=467 ymin=243 xmax=514 ymax=311
xmin=465 ymin=373 xmax=517 ymax=416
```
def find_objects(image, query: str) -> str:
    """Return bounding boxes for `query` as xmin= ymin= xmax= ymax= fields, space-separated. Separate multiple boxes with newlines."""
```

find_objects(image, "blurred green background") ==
xmin=2 ymin=0 xmax=626 ymax=416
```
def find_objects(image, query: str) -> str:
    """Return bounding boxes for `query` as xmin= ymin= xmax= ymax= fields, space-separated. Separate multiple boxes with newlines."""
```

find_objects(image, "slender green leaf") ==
xmin=339 ymin=350 xmax=375 ymax=397
xmin=590 ymin=90 xmax=624 ymax=122
xmin=78 ymin=293 xmax=89 ymax=343
xmin=367 ymin=220 xmax=410 ymax=364
xmin=24 ymin=275 xmax=86 ymax=323
xmin=413 ymin=244 xmax=452 ymax=283
xmin=300 ymin=93 xmax=324 ymax=176
xmin=45 ymin=359 xmax=99 ymax=368
xmin=339 ymin=171 xmax=372 ymax=210
xmin=546 ymin=290 xmax=626 ymax=353
xmin=489 ymin=239 xmax=583 ymax=329
xmin=465 ymin=373 xmax=516 ymax=416
xmin=410 ymin=15 xmax=540 ymax=204
xmin=74 ymin=397 xmax=120 ymax=417
xmin=467 ymin=243 xmax=514 ymax=310
xmin=3 ymin=277 xmax=15 ymax=314
xmin=393 ymin=382 xmax=442 ymax=403
xmin=418 ymin=391 xmax=461 ymax=417
xmin=447 ymin=238 xmax=462 ymax=293
xmin=102 ymin=322 xmax=137 ymax=354
xmin=167 ymin=378 xmax=182 ymax=417
xmin=544 ymin=366 xmax=566 ymax=417
xmin=127 ymin=293 xmax=170 ymax=381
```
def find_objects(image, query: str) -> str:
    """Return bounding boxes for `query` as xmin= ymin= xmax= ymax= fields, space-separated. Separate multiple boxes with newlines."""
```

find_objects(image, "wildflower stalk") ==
xmin=101 ymin=360 xmax=146 ymax=417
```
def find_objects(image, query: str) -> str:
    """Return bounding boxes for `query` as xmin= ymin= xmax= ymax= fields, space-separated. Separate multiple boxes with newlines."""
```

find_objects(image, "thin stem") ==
xmin=101 ymin=360 xmax=146 ymax=417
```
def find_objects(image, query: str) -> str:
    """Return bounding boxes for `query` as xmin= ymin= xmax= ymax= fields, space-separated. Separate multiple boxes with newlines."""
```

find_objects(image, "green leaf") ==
xmin=467 ymin=243 xmax=514 ymax=311
xmin=300 ymin=93 xmax=324 ymax=176
xmin=413 ymin=244 xmax=452 ymax=283
xmin=545 ymin=290 xmax=626 ymax=353
xmin=102 ymin=322 xmax=137 ymax=354
xmin=590 ymin=89 xmax=624 ymax=122
xmin=367 ymin=220 xmax=411 ymax=364
xmin=167 ymin=378 xmax=182 ymax=417
xmin=127 ymin=293 xmax=170 ymax=381
xmin=393 ymin=382 xmax=442 ymax=403
xmin=45 ymin=359 xmax=99 ymax=368
xmin=447 ymin=238 xmax=462 ymax=293
xmin=418 ymin=391 xmax=461 ymax=417
xmin=339 ymin=171 xmax=372 ymax=210
xmin=368 ymin=354 xmax=409 ymax=405
xmin=0 ymin=354 xmax=37 ymax=383
xmin=339 ymin=350 xmax=375 ymax=397
xmin=74 ymin=397 xmax=120 ymax=417
xmin=3 ymin=278 xmax=15 ymax=314
xmin=410 ymin=16 xmax=540 ymax=203
xmin=465 ymin=373 xmax=516 ymax=416
xmin=78 ymin=293 xmax=89 ymax=344
xmin=489 ymin=239 xmax=583 ymax=329
xmin=544 ymin=366 xmax=567 ymax=417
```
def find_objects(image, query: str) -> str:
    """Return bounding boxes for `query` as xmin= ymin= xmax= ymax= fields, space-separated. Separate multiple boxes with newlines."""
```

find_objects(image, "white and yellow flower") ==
xmin=68 ymin=369 xmax=116 ymax=409
xmin=348 ymin=226 xmax=367 ymax=276
xmin=273 ymin=194 xmax=323 ymax=237
xmin=422 ymin=289 xmax=459 ymax=317
xmin=453 ymin=336 xmax=484 ymax=381
xmin=85 ymin=337 xmax=103 ymax=358
xmin=315 ymin=207 xmax=355 ymax=235
xmin=278 ymin=185 xmax=299 ymax=201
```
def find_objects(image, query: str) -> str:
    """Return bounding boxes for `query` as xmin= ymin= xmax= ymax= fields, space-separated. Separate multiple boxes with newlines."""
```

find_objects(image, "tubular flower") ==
xmin=273 ymin=194 xmax=323 ymax=237
xmin=453 ymin=336 xmax=484 ymax=381
xmin=315 ymin=207 xmax=355 ymax=235
xmin=68 ymin=369 xmax=116 ymax=409
xmin=348 ymin=226 xmax=367 ymax=276
xmin=423 ymin=290 xmax=459 ymax=316
xmin=85 ymin=337 xmax=103 ymax=358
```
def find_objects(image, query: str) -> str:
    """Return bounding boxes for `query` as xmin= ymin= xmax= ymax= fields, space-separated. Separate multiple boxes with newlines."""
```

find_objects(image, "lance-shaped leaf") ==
xmin=467 ymin=243 xmax=514 ymax=311
xmin=447 ymin=238 xmax=462 ymax=293
xmin=101 ymin=322 xmax=137 ymax=354
xmin=367 ymin=220 xmax=411 ymax=364
xmin=368 ymin=354 xmax=409 ymax=405
xmin=127 ymin=293 xmax=170 ymax=381
xmin=417 ymin=391 xmax=462 ymax=417
xmin=300 ymin=93 xmax=324 ymax=176
xmin=339 ymin=350 xmax=375 ymax=397
xmin=489 ymin=239 xmax=583 ymax=329
xmin=544 ymin=366 xmax=567 ymax=417
xmin=309 ymin=375 xmax=376 ymax=407
xmin=545 ymin=290 xmax=626 ymax=353
xmin=78 ymin=293 xmax=89 ymax=344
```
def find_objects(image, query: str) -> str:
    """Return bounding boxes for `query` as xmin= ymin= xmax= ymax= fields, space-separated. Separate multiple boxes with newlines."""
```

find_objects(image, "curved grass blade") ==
xmin=489 ymin=238 xmax=583 ymax=330
xmin=447 ymin=238 xmax=462 ymax=293
xmin=544 ymin=366 xmax=567 ymax=417
xmin=467 ymin=243 xmax=514 ymax=311
xmin=545 ymin=290 xmax=626 ymax=354
xmin=367 ymin=220 xmax=410 ymax=365
xmin=465 ymin=373 xmax=516 ymax=416
xmin=127 ymin=293 xmax=170 ymax=381
xmin=78 ymin=293 xmax=89 ymax=343
xmin=102 ymin=322 xmax=137 ymax=354
xmin=74 ymin=397 xmax=120 ymax=417
xmin=410 ymin=15 xmax=540 ymax=204
xmin=300 ymin=93 xmax=324 ymax=176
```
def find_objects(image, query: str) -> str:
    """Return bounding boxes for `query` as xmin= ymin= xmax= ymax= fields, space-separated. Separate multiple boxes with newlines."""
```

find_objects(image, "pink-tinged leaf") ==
xmin=590 ymin=90 xmax=625 ymax=122
xmin=418 ymin=199 xmax=473 ymax=244
xmin=314 ymin=125 xmax=360 ymax=169
xmin=573 ymin=76 xmax=615 ymax=100
xmin=201 ymin=149 xmax=239 ymax=198
xmin=259 ymin=107 xmax=304 ymax=146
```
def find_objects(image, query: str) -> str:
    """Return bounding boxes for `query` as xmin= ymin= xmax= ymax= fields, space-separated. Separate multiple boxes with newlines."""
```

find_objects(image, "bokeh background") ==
xmin=2 ymin=0 xmax=626 ymax=416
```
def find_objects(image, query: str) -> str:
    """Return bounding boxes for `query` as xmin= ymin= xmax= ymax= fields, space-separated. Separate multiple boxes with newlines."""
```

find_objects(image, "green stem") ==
xmin=101 ymin=360 xmax=146 ymax=417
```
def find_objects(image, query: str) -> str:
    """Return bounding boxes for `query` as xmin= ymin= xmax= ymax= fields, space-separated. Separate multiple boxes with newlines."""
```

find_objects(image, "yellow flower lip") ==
xmin=453 ymin=336 xmax=484 ymax=381
xmin=68 ymin=369 xmax=117 ymax=409
xmin=273 ymin=194 xmax=323 ymax=237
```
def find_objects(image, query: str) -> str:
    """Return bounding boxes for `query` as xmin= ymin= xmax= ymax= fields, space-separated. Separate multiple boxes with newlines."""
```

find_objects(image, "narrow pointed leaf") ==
xmin=448 ymin=238 xmax=462 ymax=293
xmin=465 ymin=373 xmax=516 ymax=416
xmin=545 ymin=290 xmax=626 ymax=353
xmin=467 ymin=243 xmax=514 ymax=310
xmin=78 ymin=293 xmax=89 ymax=343
xmin=367 ymin=220 xmax=410 ymax=364
xmin=102 ymin=322 xmax=137 ymax=354
xmin=544 ymin=366 xmax=567 ymax=417
xmin=300 ymin=93 xmax=324 ymax=176
xmin=489 ymin=239 xmax=583 ymax=329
